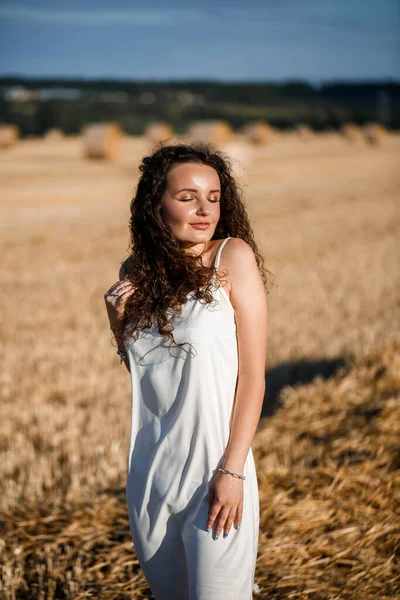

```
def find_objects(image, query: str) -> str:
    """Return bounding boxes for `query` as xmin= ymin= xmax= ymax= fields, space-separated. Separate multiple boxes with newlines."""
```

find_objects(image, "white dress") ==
xmin=123 ymin=237 xmax=260 ymax=600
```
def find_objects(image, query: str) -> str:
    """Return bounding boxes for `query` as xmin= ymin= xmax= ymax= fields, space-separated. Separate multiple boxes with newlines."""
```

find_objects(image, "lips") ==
xmin=190 ymin=223 xmax=210 ymax=229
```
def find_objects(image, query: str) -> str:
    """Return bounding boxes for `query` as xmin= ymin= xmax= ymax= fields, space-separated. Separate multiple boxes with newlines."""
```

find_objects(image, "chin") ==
xmin=189 ymin=232 xmax=214 ymax=242
xmin=173 ymin=225 xmax=216 ymax=244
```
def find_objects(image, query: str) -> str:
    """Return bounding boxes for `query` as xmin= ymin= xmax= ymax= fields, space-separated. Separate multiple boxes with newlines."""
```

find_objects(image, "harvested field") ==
xmin=0 ymin=132 xmax=399 ymax=598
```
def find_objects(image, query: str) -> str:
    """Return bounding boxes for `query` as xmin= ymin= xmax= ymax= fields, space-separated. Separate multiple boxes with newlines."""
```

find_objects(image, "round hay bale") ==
xmin=44 ymin=128 xmax=64 ymax=142
xmin=295 ymin=123 xmax=315 ymax=141
xmin=0 ymin=124 xmax=19 ymax=148
xmin=241 ymin=121 xmax=275 ymax=145
xmin=340 ymin=123 xmax=364 ymax=143
xmin=144 ymin=122 xmax=174 ymax=143
xmin=82 ymin=122 xmax=122 ymax=160
xmin=364 ymin=122 xmax=388 ymax=145
xmin=186 ymin=120 xmax=233 ymax=145
xmin=220 ymin=142 xmax=253 ymax=180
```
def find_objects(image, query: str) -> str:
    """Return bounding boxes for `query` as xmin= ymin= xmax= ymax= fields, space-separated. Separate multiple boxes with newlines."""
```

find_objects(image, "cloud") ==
xmin=0 ymin=5 xmax=211 ymax=26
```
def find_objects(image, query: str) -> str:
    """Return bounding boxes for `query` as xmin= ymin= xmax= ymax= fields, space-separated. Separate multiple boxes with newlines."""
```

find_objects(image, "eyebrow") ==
xmin=176 ymin=188 xmax=221 ymax=193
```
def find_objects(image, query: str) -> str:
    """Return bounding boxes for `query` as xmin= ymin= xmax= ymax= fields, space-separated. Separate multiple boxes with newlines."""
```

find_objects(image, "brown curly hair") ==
xmin=118 ymin=141 xmax=273 ymax=348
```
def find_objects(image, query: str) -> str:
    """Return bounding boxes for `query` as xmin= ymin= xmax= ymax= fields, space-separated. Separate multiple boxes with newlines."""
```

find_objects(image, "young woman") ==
xmin=104 ymin=142 xmax=269 ymax=600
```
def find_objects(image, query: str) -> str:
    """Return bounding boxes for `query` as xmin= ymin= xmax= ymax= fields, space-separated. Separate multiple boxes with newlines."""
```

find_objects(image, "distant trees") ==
xmin=0 ymin=78 xmax=398 ymax=136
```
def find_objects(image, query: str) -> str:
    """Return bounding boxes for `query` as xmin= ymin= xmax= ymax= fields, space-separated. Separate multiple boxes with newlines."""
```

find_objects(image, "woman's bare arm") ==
xmin=220 ymin=238 xmax=268 ymax=473
xmin=206 ymin=237 xmax=268 ymax=537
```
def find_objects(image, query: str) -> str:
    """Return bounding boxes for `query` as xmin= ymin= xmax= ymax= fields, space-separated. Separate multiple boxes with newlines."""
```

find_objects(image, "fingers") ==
xmin=208 ymin=504 xmax=232 ymax=539
xmin=104 ymin=280 xmax=135 ymax=299
xmin=104 ymin=283 xmax=136 ymax=310
xmin=118 ymin=287 xmax=136 ymax=301
xmin=207 ymin=502 xmax=242 ymax=539
xmin=221 ymin=507 xmax=236 ymax=538
xmin=104 ymin=279 xmax=136 ymax=332
xmin=234 ymin=503 xmax=243 ymax=531
xmin=213 ymin=506 xmax=231 ymax=539
xmin=206 ymin=499 xmax=221 ymax=534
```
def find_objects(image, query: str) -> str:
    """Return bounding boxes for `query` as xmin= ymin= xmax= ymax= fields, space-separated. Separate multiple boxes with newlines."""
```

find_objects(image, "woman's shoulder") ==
xmin=218 ymin=238 xmax=258 ymax=284
xmin=215 ymin=238 xmax=256 ymax=295
xmin=213 ymin=236 xmax=251 ymax=254
xmin=222 ymin=237 xmax=255 ymax=262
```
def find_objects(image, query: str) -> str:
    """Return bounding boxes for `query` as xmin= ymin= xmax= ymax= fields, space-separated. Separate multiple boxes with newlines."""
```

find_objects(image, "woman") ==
xmin=104 ymin=142 xmax=269 ymax=599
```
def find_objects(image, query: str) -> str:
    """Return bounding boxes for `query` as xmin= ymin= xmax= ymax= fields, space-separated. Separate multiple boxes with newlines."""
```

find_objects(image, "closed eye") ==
xmin=180 ymin=196 xmax=220 ymax=202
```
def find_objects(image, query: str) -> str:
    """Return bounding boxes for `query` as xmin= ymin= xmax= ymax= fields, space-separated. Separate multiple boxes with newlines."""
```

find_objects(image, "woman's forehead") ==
xmin=167 ymin=162 xmax=220 ymax=187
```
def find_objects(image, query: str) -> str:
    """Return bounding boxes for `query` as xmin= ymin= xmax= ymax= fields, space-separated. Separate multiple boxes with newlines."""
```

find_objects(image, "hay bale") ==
xmin=144 ymin=122 xmax=174 ymax=143
xmin=186 ymin=120 xmax=233 ymax=145
xmin=44 ymin=128 xmax=64 ymax=142
xmin=295 ymin=123 xmax=315 ymax=141
xmin=82 ymin=122 xmax=122 ymax=160
xmin=241 ymin=121 xmax=275 ymax=145
xmin=364 ymin=122 xmax=388 ymax=145
xmin=220 ymin=142 xmax=253 ymax=180
xmin=0 ymin=124 xmax=19 ymax=148
xmin=340 ymin=123 xmax=364 ymax=143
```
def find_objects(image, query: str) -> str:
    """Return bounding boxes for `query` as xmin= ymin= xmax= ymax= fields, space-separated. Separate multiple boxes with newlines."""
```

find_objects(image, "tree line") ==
xmin=0 ymin=77 xmax=398 ymax=136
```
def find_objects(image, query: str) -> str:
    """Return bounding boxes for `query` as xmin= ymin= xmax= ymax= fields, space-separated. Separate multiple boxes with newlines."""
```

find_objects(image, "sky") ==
xmin=0 ymin=0 xmax=399 ymax=82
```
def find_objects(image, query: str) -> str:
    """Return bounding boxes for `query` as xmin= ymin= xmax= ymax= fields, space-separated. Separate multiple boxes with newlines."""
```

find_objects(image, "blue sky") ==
xmin=0 ymin=0 xmax=399 ymax=82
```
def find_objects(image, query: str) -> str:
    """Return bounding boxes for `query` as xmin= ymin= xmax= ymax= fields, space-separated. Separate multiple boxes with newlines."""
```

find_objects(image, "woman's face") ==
xmin=160 ymin=162 xmax=221 ymax=250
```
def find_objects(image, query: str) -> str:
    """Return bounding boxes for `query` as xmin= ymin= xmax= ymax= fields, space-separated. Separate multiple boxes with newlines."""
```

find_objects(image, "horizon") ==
xmin=1 ymin=75 xmax=399 ymax=87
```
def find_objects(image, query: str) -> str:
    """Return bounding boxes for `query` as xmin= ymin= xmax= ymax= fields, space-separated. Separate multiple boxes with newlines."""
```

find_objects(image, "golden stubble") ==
xmin=0 ymin=132 xmax=399 ymax=598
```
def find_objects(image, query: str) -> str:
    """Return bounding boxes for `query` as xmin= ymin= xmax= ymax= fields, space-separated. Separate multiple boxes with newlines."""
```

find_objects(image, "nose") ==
xmin=196 ymin=198 xmax=212 ymax=215
xmin=197 ymin=206 xmax=211 ymax=216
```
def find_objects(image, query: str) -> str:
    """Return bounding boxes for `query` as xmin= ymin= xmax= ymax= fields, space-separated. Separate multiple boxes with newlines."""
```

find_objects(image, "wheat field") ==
xmin=0 ymin=131 xmax=399 ymax=598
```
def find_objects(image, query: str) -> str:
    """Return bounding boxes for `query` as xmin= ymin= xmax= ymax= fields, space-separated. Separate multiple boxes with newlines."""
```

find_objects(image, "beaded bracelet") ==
xmin=218 ymin=467 xmax=246 ymax=480
xmin=116 ymin=348 xmax=127 ymax=364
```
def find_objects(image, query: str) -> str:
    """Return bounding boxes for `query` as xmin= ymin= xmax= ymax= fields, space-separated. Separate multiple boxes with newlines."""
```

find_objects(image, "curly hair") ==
xmin=118 ymin=141 xmax=273 ymax=348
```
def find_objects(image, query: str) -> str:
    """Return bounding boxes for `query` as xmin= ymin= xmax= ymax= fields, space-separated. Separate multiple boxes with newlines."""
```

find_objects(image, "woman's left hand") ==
xmin=207 ymin=471 xmax=243 ymax=538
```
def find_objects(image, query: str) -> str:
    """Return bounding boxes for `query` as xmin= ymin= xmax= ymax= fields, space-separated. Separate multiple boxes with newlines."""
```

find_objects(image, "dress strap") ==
xmin=213 ymin=237 xmax=232 ymax=270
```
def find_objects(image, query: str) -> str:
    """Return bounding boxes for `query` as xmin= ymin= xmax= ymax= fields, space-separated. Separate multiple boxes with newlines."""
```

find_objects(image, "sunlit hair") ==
xmin=119 ymin=141 xmax=273 ymax=348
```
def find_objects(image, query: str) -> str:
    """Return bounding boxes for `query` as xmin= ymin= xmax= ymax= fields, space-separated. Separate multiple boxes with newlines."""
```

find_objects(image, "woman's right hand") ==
xmin=104 ymin=276 xmax=136 ymax=335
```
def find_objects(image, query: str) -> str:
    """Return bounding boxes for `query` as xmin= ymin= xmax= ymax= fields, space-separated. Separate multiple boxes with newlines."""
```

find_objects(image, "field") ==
xmin=0 ymin=131 xmax=399 ymax=599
